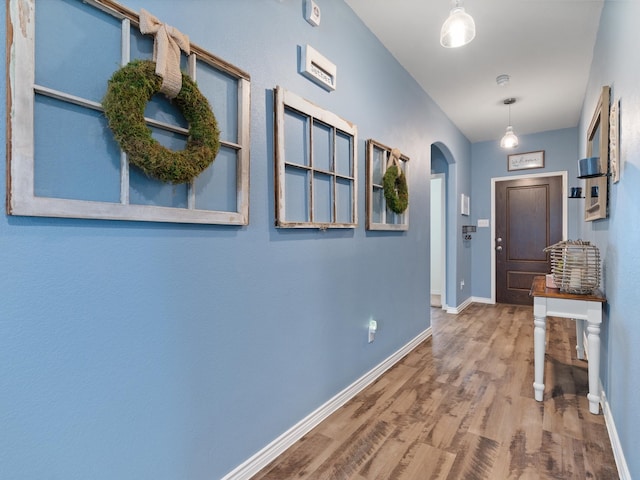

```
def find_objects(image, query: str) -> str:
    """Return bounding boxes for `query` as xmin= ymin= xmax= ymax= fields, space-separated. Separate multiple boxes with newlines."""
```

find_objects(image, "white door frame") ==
xmin=431 ymin=173 xmax=447 ymax=309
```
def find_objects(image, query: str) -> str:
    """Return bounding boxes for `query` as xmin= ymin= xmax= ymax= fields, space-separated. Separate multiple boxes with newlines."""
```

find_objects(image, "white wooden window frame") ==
xmin=365 ymin=139 xmax=409 ymax=231
xmin=584 ymin=85 xmax=610 ymax=222
xmin=274 ymin=86 xmax=357 ymax=229
xmin=7 ymin=0 xmax=251 ymax=225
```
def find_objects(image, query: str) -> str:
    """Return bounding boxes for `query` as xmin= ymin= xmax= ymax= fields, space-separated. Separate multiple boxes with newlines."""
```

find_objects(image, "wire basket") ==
xmin=543 ymin=240 xmax=601 ymax=294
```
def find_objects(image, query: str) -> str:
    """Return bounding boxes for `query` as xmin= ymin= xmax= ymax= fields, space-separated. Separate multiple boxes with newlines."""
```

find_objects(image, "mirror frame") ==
xmin=584 ymin=85 xmax=610 ymax=221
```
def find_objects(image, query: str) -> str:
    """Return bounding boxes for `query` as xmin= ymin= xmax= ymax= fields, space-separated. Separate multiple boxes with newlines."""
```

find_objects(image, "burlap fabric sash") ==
xmin=139 ymin=9 xmax=190 ymax=98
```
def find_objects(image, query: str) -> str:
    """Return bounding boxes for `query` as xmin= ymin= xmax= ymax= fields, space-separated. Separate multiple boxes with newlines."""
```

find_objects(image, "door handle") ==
xmin=496 ymin=237 xmax=503 ymax=243
xmin=496 ymin=245 xmax=503 ymax=251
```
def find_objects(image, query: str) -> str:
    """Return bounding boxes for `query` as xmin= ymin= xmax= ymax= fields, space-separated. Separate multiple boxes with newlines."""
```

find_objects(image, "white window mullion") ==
xmin=187 ymin=54 xmax=197 ymax=210
xmin=308 ymin=116 xmax=314 ymax=223
xmin=381 ymin=155 xmax=387 ymax=224
xmin=120 ymin=18 xmax=131 ymax=206
xmin=8 ymin=0 xmax=36 ymax=208
xmin=331 ymin=128 xmax=337 ymax=223
xmin=236 ymin=78 xmax=251 ymax=222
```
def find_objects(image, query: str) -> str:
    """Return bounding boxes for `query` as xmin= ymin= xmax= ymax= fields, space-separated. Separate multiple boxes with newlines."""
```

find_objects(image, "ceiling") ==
xmin=344 ymin=0 xmax=604 ymax=143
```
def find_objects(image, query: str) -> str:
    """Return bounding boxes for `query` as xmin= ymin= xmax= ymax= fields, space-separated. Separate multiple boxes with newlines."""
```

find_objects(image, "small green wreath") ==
xmin=383 ymin=165 xmax=409 ymax=214
xmin=102 ymin=60 xmax=220 ymax=184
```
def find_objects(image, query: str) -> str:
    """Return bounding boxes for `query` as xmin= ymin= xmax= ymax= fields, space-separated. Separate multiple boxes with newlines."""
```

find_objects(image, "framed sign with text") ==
xmin=508 ymin=150 xmax=545 ymax=171
xmin=300 ymin=44 xmax=336 ymax=91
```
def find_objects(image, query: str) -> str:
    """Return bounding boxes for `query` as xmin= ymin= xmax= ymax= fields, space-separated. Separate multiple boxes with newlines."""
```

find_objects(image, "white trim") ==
xmin=445 ymin=298 xmax=493 ymax=315
xmin=221 ymin=327 xmax=433 ymax=480
xmin=490 ymin=171 xmax=568 ymax=303
xmin=471 ymin=296 xmax=494 ymax=305
xmin=600 ymin=380 xmax=631 ymax=480
xmin=431 ymin=173 xmax=447 ymax=309
xmin=446 ymin=297 xmax=473 ymax=314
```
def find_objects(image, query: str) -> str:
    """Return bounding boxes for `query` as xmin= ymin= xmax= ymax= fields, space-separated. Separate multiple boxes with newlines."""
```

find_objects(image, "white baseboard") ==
xmin=446 ymin=297 xmax=473 ymax=314
xmin=445 ymin=296 xmax=493 ymax=315
xmin=600 ymin=380 xmax=631 ymax=480
xmin=471 ymin=296 xmax=494 ymax=305
xmin=221 ymin=327 xmax=433 ymax=480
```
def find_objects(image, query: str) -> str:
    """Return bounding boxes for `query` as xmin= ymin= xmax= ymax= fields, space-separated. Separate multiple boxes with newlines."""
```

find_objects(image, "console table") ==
xmin=529 ymin=275 xmax=606 ymax=414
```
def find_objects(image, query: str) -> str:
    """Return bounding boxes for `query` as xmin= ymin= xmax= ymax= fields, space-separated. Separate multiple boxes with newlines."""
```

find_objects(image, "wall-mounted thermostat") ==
xmin=305 ymin=0 xmax=321 ymax=27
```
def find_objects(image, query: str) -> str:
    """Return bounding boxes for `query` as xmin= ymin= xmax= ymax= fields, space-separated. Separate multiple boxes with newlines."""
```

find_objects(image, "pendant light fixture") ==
xmin=440 ymin=0 xmax=476 ymax=48
xmin=500 ymin=98 xmax=519 ymax=149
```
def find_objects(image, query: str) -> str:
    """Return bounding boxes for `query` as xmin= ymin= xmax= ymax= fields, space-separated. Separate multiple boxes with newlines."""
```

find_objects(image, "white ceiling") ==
xmin=344 ymin=0 xmax=604 ymax=143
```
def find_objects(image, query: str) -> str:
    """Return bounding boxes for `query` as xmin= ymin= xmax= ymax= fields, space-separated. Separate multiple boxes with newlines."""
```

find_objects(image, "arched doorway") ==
xmin=431 ymin=144 xmax=451 ymax=310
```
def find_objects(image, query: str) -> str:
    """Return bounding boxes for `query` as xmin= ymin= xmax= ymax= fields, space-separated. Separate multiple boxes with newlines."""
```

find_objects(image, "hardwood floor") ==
xmin=251 ymin=303 xmax=619 ymax=479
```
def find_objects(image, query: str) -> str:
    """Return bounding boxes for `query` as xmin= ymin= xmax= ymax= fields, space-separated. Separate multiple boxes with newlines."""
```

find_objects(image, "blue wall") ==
xmin=0 ymin=1 xmax=471 ymax=479
xmin=470 ymin=128 xmax=580 ymax=300
xmin=578 ymin=1 xmax=640 ymax=476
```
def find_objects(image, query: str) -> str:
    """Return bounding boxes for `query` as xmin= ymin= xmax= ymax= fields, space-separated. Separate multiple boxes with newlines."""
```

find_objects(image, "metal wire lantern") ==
xmin=544 ymin=240 xmax=601 ymax=294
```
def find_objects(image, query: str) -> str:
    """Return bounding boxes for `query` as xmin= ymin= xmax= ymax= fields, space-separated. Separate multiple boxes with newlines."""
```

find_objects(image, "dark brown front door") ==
xmin=496 ymin=175 xmax=563 ymax=305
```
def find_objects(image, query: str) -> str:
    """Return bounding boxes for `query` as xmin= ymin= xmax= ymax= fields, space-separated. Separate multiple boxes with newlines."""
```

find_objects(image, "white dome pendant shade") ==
xmin=440 ymin=1 xmax=476 ymax=48
xmin=500 ymin=98 xmax=519 ymax=149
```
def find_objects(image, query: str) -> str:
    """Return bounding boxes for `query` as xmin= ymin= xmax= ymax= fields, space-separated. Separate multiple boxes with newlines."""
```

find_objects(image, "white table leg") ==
xmin=533 ymin=313 xmax=546 ymax=402
xmin=575 ymin=318 xmax=585 ymax=360
xmin=586 ymin=320 xmax=601 ymax=414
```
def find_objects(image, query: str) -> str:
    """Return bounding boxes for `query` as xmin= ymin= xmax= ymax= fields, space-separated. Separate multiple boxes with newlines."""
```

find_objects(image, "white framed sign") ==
xmin=508 ymin=150 xmax=545 ymax=171
xmin=299 ymin=44 xmax=337 ymax=91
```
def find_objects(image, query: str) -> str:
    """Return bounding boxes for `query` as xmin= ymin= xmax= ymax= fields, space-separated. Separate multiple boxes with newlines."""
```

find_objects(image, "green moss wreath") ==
xmin=383 ymin=165 xmax=409 ymax=214
xmin=103 ymin=60 xmax=220 ymax=184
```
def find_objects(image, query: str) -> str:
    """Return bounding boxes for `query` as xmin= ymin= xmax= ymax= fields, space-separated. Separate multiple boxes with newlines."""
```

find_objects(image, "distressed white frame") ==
xmin=365 ymin=139 xmax=409 ymax=231
xmin=584 ymin=85 xmax=610 ymax=222
xmin=7 ymin=0 xmax=251 ymax=225
xmin=274 ymin=86 xmax=357 ymax=229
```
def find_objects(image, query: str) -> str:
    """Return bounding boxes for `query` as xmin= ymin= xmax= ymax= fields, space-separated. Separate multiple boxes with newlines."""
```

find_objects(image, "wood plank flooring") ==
xmin=251 ymin=303 xmax=619 ymax=479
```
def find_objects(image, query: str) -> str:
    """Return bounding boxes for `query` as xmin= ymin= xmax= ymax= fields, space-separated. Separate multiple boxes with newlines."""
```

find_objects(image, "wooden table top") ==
xmin=529 ymin=275 xmax=606 ymax=303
